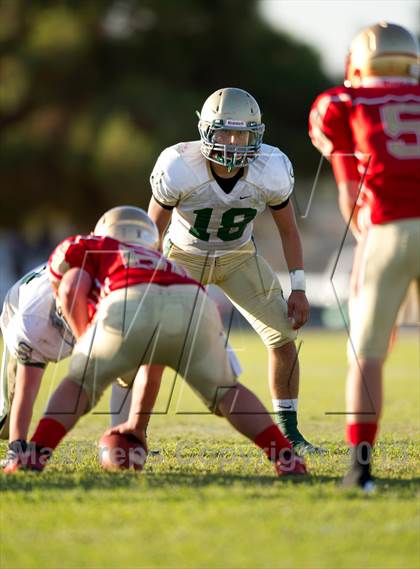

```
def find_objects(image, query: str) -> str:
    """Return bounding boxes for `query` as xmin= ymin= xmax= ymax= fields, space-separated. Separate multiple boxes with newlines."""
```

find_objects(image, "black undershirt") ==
xmin=210 ymin=163 xmax=244 ymax=194
xmin=210 ymin=163 xmax=290 ymax=210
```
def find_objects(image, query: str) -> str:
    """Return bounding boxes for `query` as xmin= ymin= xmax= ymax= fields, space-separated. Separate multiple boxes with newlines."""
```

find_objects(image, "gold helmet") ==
xmin=94 ymin=206 xmax=159 ymax=248
xmin=344 ymin=22 xmax=419 ymax=87
xmin=197 ymin=87 xmax=265 ymax=170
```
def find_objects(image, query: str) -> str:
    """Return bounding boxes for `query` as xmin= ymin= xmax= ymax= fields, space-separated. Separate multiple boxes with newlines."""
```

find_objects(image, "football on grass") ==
xmin=98 ymin=432 xmax=147 ymax=471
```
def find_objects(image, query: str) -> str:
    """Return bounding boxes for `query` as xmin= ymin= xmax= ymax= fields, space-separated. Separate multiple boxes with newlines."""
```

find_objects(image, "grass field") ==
xmin=1 ymin=329 xmax=419 ymax=569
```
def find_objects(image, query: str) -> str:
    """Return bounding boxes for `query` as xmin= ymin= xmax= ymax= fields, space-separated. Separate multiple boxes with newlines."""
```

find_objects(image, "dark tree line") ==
xmin=0 ymin=0 xmax=331 ymax=231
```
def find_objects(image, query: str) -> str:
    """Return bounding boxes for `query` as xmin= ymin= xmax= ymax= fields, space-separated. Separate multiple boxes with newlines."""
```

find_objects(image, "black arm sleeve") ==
xmin=153 ymin=196 xmax=174 ymax=211
xmin=20 ymin=361 xmax=46 ymax=369
xmin=269 ymin=197 xmax=290 ymax=211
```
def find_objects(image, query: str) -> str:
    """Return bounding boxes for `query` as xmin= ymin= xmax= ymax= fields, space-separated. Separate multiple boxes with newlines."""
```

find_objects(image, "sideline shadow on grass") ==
xmin=0 ymin=470 xmax=330 ymax=493
xmin=2 ymin=469 xmax=417 ymax=495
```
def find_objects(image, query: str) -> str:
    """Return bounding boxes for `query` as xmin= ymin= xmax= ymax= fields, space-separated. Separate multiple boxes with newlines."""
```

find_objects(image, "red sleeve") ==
xmin=49 ymin=235 xmax=97 ymax=283
xmin=309 ymin=88 xmax=360 ymax=184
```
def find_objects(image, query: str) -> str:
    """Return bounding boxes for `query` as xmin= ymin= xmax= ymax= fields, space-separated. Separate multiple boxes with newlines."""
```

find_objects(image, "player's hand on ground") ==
xmin=105 ymin=423 xmax=148 ymax=453
xmin=288 ymin=291 xmax=310 ymax=329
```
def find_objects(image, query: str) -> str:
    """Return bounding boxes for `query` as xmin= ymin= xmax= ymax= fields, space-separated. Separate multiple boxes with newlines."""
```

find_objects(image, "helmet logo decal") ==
xmin=225 ymin=119 xmax=247 ymax=127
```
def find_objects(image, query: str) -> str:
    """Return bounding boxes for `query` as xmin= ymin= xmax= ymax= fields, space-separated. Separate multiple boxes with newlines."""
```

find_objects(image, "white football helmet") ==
xmin=344 ymin=22 xmax=419 ymax=87
xmin=94 ymin=206 xmax=159 ymax=248
xmin=197 ymin=87 xmax=265 ymax=171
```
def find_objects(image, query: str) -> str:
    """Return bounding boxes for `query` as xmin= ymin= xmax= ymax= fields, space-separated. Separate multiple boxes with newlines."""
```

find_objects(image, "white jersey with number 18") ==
xmin=150 ymin=141 xmax=294 ymax=255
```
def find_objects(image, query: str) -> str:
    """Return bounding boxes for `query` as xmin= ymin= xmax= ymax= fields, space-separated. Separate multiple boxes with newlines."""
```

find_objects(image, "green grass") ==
xmin=1 ymin=330 xmax=419 ymax=569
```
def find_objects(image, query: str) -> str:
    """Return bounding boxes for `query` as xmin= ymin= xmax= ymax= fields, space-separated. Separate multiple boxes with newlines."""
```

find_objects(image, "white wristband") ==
xmin=290 ymin=269 xmax=306 ymax=292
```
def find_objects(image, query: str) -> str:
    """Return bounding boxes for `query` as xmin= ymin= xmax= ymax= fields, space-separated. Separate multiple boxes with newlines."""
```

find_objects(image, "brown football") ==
xmin=98 ymin=432 xmax=147 ymax=471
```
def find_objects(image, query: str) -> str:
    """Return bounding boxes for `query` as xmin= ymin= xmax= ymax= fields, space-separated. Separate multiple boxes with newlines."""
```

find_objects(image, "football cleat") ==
xmin=275 ymin=451 xmax=308 ymax=477
xmin=3 ymin=440 xmax=51 ymax=474
xmin=293 ymin=440 xmax=328 ymax=455
xmin=276 ymin=411 xmax=326 ymax=454
xmin=2 ymin=439 xmax=27 ymax=473
xmin=342 ymin=463 xmax=375 ymax=493
xmin=342 ymin=445 xmax=375 ymax=492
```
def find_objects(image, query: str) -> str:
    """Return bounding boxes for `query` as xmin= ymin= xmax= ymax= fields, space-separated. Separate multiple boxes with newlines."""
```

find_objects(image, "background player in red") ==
xmin=309 ymin=22 xmax=420 ymax=489
xmin=5 ymin=206 xmax=307 ymax=476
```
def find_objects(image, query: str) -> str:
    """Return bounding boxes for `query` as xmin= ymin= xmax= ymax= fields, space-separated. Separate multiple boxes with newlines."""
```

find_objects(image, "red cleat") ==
xmin=275 ymin=451 xmax=308 ymax=477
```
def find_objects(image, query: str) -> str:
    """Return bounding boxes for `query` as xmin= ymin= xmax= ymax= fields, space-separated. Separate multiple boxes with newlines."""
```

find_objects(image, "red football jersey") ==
xmin=309 ymin=82 xmax=420 ymax=225
xmin=49 ymin=235 xmax=202 ymax=297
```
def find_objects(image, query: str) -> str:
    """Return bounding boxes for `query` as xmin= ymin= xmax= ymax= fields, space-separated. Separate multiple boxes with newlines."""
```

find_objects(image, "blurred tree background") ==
xmin=0 ymin=0 xmax=331 ymax=233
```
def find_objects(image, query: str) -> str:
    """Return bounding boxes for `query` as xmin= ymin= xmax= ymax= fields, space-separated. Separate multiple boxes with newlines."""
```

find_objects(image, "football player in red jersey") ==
xmin=309 ymin=22 xmax=420 ymax=490
xmin=5 ymin=207 xmax=307 ymax=476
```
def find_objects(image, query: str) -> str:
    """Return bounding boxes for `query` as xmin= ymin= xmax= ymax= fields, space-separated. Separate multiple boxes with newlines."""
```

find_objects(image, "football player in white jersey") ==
xmin=146 ymin=87 xmax=319 ymax=452
xmin=0 ymin=264 xmax=132 ymax=465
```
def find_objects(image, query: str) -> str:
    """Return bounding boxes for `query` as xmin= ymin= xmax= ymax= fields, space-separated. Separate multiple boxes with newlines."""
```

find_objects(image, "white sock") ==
xmin=109 ymin=383 xmax=132 ymax=427
xmin=272 ymin=398 xmax=298 ymax=412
